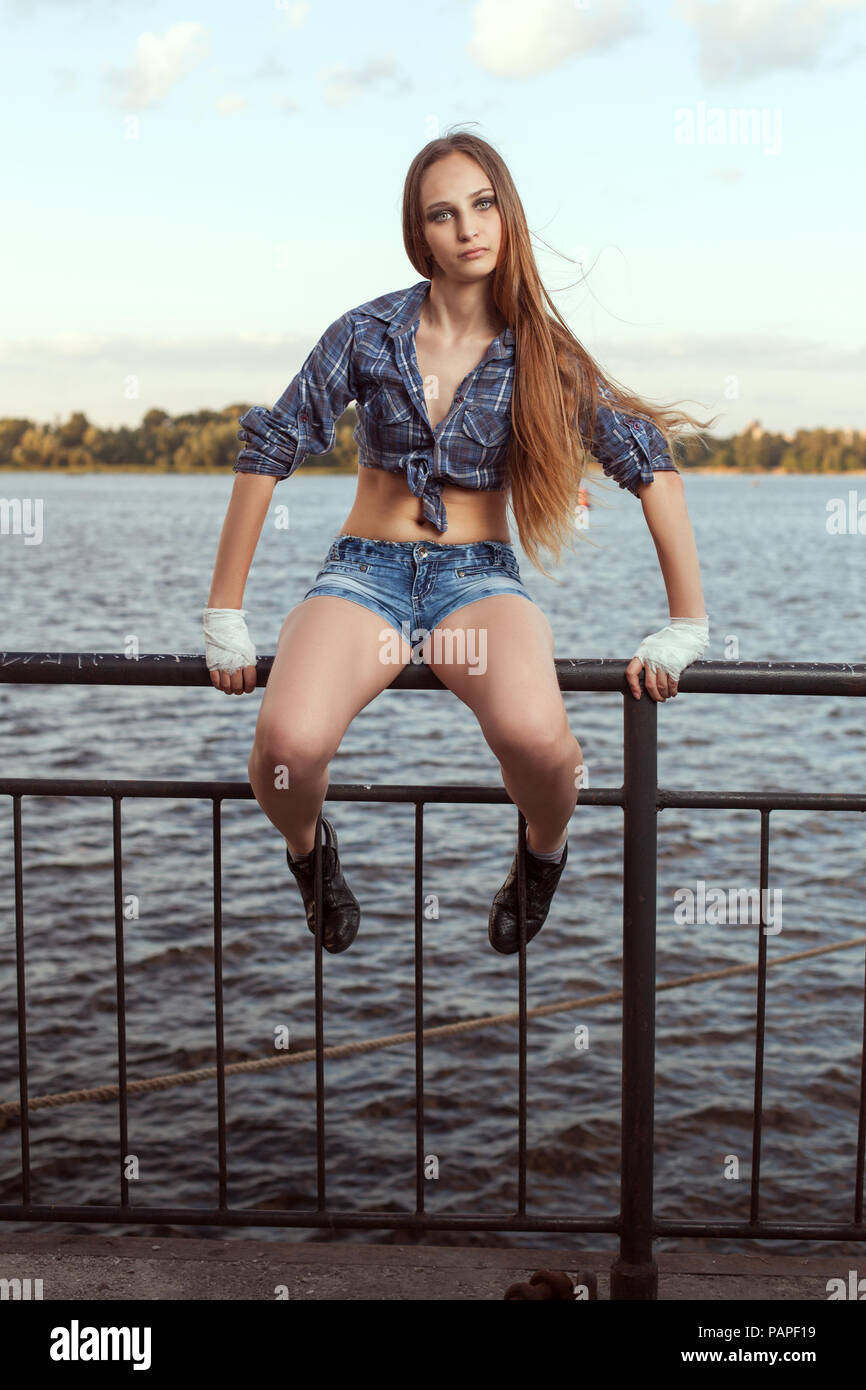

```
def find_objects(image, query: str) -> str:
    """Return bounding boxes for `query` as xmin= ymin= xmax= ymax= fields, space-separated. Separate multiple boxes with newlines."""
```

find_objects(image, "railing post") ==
xmin=610 ymin=676 xmax=659 ymax=1299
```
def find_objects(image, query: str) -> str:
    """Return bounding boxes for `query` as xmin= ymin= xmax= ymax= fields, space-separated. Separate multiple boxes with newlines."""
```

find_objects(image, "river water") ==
xmin=1 ymin=470 xmax=864 ymax=1256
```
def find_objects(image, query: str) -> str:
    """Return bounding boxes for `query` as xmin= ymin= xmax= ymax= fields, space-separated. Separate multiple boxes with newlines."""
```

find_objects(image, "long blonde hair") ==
xmin=402 ymin=128 xmax=718 ymax=577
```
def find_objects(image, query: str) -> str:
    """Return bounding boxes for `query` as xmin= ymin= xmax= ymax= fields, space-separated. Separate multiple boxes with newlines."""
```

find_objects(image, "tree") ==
xmin=0 ymin=418 xmax=32 ymax=463
xmin=55 ymin=411 xmax=90 ymax=447
xmin=142 ymin=408 xmax=171 ymax=432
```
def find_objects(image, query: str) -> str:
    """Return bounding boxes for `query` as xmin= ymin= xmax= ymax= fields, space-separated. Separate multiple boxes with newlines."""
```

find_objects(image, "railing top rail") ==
xmin=0 ymin=653 xmax=864 ymax=696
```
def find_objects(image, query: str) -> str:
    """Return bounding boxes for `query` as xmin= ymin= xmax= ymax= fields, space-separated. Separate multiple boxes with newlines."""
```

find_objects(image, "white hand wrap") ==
xmin=633 ymin=615 xmax=709 ymax=683
xmin=202 ymin=607 xmax=257 ymax=673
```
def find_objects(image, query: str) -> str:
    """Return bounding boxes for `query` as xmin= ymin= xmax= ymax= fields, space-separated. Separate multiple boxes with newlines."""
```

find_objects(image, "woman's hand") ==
xmin=203 ymin=607 xmax=258 ymax=695
xmin=626 ymin=615 xmax=709 ymax=702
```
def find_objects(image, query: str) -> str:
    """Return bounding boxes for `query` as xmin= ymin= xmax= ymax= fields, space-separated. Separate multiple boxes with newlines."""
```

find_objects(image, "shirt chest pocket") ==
xmin=461 ymin=405 xmax=511 ymax=449
xmin=364 ymin=383 xmax=413 ymax=423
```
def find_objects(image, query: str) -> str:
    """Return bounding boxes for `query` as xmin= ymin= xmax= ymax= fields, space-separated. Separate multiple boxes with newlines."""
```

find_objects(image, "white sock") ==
xmin=527 ymin=833 xmax=567 ymax=864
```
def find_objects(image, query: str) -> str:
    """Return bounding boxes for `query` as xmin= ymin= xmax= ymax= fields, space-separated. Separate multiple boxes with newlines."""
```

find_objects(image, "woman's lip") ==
xmin=459 ymin=248 xmax=487 ymax=259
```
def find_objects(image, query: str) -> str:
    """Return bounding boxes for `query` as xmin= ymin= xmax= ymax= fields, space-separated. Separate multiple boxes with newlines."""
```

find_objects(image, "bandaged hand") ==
xmin=629 ymin=614 xmax=709 ymax=700
xmin=202 ymin=607 xmax=257 ymax=693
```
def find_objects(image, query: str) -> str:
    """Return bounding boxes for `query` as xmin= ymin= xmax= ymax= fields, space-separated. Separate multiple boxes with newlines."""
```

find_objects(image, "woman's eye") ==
xmin=431 ymin=197 xmax=496 ymax=223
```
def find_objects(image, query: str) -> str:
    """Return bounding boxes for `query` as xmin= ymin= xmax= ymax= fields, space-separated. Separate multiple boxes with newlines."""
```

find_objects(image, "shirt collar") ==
xmin=384 ymin=279 xmax=515 ymax=358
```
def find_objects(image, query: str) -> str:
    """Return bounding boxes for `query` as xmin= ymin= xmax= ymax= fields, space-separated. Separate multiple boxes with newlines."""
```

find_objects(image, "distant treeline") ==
xmin=0 ymin=408 xmax=863 ymax=476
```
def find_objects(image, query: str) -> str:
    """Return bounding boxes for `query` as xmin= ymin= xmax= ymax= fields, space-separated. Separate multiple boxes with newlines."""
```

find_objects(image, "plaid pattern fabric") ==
xmin=235 ymin=278 xmax=679 ymax=533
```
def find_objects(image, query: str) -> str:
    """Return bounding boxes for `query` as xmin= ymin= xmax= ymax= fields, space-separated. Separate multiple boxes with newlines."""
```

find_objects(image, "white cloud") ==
xmin=0 ymin=330 xmax=321 ymax=373
xmin=277 ymin=0 xmax=311 ymax=26
xmin=674 ymin=0 xmax=865 ymax=82
xmin=594 ymin=330 xmax=866 ymax=372
xmin=216 ymin=93 xmax=247 ymax=116
xmin=466 ymin=0 xmax=644 ymax=76
xmin=2 ymin=329 xmax=864 ymax=376
xmin=318 ymin=54 xmax=412 ymax=107
xmin=103 ymin=22 xmax=210 ymax=110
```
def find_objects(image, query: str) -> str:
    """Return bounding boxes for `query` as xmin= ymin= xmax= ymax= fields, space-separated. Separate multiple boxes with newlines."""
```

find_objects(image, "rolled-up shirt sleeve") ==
xmin=590 ymin=378 xmax=680 ymax=497
xmin=234 ymin=309 xmax=357 ymax=481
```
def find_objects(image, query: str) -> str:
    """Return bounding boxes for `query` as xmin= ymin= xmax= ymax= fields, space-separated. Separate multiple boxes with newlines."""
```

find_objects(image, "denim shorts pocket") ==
xmin=455 ymin=555 xmax=519 ymax=580
xmin=319 ymin=557 xmax=373 ymax=578
xmin=456 ymin=564 xmax=495 ymax=579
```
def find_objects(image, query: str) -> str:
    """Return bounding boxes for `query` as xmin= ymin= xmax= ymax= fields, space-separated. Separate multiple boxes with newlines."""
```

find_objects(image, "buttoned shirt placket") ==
xmin=386 ymin=287 xmax=515 ymax=532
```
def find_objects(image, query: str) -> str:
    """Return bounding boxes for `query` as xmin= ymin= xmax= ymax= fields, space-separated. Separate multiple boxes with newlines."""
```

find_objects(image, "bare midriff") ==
xmin=337 ymin=463 xmax=511 ymax=545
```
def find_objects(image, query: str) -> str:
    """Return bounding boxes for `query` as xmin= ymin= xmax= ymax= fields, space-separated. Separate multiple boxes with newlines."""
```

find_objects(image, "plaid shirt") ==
xmin=235 ymin=278 xmax=679 ymax=533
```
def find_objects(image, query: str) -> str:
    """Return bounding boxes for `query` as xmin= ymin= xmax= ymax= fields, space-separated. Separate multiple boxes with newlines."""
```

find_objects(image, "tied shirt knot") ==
xmin=405 ymin=455 xmax=447 ymax=532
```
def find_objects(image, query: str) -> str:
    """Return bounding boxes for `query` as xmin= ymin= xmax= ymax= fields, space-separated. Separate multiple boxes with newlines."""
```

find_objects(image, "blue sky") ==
xmin=1 ymin=0 xmax=864 ymax=434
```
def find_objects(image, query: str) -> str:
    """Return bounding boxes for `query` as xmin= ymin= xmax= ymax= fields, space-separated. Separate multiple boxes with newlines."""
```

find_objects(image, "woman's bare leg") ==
xmin=248 ymin=597 xmax=411 ymax=857
xmin=421 ymin=597 xmax=581 ymax=852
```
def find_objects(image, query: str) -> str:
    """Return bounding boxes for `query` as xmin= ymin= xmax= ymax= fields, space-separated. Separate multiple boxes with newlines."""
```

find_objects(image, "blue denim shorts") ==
xmin=301 ymin=533 xmax=536 ymax=637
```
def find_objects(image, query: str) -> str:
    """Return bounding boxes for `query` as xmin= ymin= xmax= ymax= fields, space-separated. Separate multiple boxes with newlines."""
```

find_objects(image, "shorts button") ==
xmin=457 ymin=568 xmax=464 ymax=577
xmin=418 ymin=547 xmax=427 ymax=557
xmin=360 ymin=562 xmax=368 ymax=571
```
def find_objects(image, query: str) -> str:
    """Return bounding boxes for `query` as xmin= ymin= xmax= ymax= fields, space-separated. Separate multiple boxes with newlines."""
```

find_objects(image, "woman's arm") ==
xmin=637 ymin=471 xmax=705 ymax=619
xmin=207 ymin=473 xmax=277 ymax=608
xmin=205 ymin=473 xmax=276 ymax=695
xmin=626 ymin=471 xmax=708 ymax=702
xmin=586 ymin=382 xmax=708 ymax=701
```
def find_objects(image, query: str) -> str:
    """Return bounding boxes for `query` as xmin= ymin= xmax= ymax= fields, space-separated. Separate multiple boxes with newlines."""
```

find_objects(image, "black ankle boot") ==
xmin=286 ymin=816 xmax=360 ymax=954
xmin=488 ymin=838 xmax=568 ymax=955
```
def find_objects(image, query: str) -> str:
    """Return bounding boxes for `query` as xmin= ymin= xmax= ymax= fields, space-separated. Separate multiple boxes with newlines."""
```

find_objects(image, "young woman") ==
xmin=203 ymin=130 xmax=711 ymax=958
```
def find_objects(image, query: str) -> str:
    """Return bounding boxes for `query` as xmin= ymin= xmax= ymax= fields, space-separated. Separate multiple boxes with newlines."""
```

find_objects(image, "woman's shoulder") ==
xmin=312 ymin=281 xmax=428 ymax=359
xmin=346 ymin=280 xmax=429 ymax=327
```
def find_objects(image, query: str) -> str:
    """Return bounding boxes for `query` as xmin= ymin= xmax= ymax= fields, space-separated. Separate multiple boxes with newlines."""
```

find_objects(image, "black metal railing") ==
xmin=1 ymin=653 xmax=865 ymax=1299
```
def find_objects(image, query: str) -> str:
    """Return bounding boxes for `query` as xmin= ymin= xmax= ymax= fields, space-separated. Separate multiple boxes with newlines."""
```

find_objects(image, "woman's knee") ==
xmin=249 ymin=720 xmax=335 ymax=785
xmin=486 ymin=707 xmax=579 ymax=767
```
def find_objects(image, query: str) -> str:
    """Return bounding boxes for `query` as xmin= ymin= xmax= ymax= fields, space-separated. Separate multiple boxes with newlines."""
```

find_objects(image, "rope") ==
xmin=2 ymin=934 xmax=864 ymax=1121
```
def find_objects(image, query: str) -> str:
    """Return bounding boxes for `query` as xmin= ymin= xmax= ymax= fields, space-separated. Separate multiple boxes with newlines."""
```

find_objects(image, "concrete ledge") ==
xmin=0 ymin=1233 xmax=858 ymax=1300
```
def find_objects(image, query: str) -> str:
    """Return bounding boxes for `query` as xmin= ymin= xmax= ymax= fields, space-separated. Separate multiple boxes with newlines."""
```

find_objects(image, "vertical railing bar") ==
xmin=112 ymin=795 xmax=130 ymax=1209
xmin=610 ymin=678 xmax=659 ymax=1299
xmin=414 ymin=800 xmax=425 ymax=1214
xmin=12 ymin=794 xmax=31 ymax=1205
xmin=749 ymin=808 xmax=771 ymax=1224
xmin=313 ymin=809 xmax=326 ymax=1211
xmin=853 ymin=936 xmax=866 ymax=1225
xmin=517 ymin=810 xmax=528 ymax=1216
xmin=212 ymin=798 xmax=228 ymax=1210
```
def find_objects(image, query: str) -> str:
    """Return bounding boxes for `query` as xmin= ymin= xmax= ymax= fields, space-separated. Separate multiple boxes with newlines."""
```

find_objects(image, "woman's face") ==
xmin=420 ymin=152 xmax=502 ymax=281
